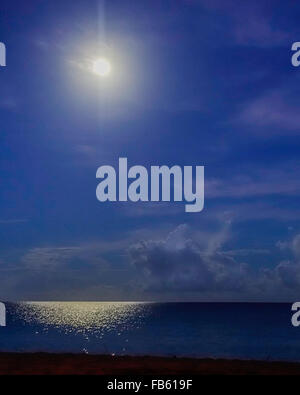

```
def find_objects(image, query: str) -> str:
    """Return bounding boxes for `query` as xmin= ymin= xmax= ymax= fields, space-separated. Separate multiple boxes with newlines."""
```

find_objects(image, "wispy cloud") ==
xmin=21 ymin=245 xmax=109 ymax=270
xmin=237 ymin=90 xmax=300 ymax=134
xmin=0 ymin=219 xmax=28 ymax=224
xmin=207 ymin=162 xmax=300 ymax=199
xmin=197 ymin=0 xmax=289 ymax=47
xmin=0 ymin=97 xmax=17 ymax=110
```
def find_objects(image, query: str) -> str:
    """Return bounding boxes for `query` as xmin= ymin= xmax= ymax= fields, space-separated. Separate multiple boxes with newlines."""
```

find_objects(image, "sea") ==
xmin=0 ymin=302 xmax=299 ymax=361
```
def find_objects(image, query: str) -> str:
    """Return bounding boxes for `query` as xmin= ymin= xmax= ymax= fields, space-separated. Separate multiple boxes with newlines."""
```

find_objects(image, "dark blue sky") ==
xmin=1 ymin=0 xmax=300 ymax=301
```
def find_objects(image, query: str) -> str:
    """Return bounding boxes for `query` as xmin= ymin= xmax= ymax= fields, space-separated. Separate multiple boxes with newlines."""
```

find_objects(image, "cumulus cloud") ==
xmin=272 ymin=234 xmax=300 ymax=290
xmin=128 ymin=225 xmax=300 ymax=300
xmin=292 ymin=234 xmax=300 ymax=257
xmin=276 ymin=235 xmax=300 ymax=255
xmin=129 ymin=224 xmax=248 ymax=293
xmin=3 ymin=228 xmax=300 ymax=301
xmin=257 ymin=234 xmax=300 ymax=298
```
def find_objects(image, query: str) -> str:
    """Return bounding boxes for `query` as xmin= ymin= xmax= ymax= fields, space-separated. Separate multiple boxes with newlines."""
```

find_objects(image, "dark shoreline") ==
xmin=0 ymin=352 xmax=300 ymax=375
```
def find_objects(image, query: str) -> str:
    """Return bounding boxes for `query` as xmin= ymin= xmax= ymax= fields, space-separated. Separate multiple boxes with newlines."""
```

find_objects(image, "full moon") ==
xmin=92 ymin=58 xmax=111 ymax=77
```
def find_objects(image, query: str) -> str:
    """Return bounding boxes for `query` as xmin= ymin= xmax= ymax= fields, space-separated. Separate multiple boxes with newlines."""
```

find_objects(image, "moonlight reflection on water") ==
xmin=15 ymin=302 xmax=151 ymax=336
xmin=2 ymin=303 xmax=300 ymax=360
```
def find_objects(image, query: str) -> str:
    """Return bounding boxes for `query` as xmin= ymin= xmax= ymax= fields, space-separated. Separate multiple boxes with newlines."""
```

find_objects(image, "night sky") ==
xmin=1 ymin=0 xmax=300 ymax=301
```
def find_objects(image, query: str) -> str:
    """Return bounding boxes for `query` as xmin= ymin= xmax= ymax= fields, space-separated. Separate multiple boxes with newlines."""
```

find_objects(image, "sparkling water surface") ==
xmin=1 ymin=302 xmax=300 ymax=361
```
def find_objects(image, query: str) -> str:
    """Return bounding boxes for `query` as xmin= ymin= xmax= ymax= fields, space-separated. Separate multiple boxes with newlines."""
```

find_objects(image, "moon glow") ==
xmin=91 ymin=58 xmax=111 ymax=77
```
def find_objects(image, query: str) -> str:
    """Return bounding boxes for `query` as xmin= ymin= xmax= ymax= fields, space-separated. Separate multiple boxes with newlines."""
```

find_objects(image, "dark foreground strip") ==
xmin=0 ymin=375 xmax=295 ymax=393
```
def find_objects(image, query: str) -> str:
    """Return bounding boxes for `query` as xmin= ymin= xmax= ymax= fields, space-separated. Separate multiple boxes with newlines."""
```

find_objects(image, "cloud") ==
xmin=206 ymin=162 xmax=300 ymax=199
xmin=0 ymin=98 xmax=17 ymax=110
xmin=276 ymin=235 xmax=300 ymax=255
xmin=292 ymin=234 xmax=300 ymax=257
xmin=21 ymin=244 xmax=112 ymax=272
xmin=274 ymin=260 xmax=300 ymax=289
xmin=0 ymin=82 xmax=18 ymax=111
xmin=0 ymin=219 xmax=28 ymax=224
xmin=129 ymin=224 xmax=248 ymax=293
xmin=224 ymin=249 xmax=270 ymax=257
xmin=255 ymin=234 xmax=300 ymax=298
xmin=197 ymin=0 xmax=289 ymax=47
xmin=213 ymin=202 xmax=300 ymax=222
xmin=22 ymin=246 xmax=84 ymax=269
xmin=3 ymin=227 xmax=300 ymax=301
xmin=237 ymin=91 xmax=300 ymax=134
xmin=0 ymin=244 xmax=116 ymax=300
xmin=276 ymin=240 xmax=289 ymax=250
xmin=128 ymin=225 xmax=300 ymax=300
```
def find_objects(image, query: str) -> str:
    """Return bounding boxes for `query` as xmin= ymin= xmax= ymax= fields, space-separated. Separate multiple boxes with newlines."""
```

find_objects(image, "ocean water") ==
xmin=0 ymin=302 xmax=299 ymax=361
